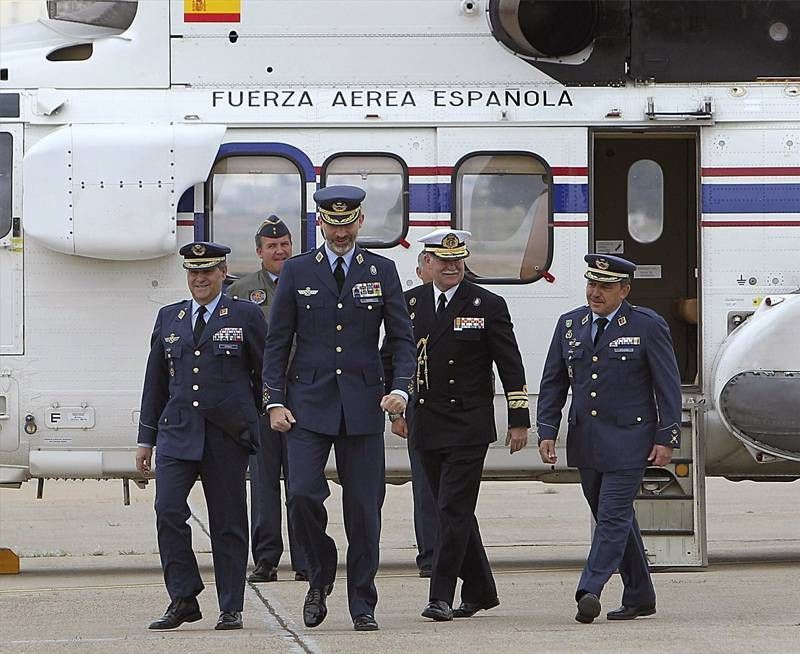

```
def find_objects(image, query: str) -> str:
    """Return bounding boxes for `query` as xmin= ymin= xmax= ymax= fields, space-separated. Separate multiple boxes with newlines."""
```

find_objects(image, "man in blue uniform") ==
xmin=227 ymin=216 xmax=307 ymax=584
xmin=387 ymin=230 xmax=530 ymax=623
xmin=263 ymin=185 xmax=416 ymax=632
xmin=536 ymin=254 xmax=682 ymax=624
xmin=136 ymin=241 xmax=266 ymax=631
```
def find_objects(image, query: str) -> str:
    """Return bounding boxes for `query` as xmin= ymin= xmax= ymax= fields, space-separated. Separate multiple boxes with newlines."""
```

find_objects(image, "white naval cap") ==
xmin=418 ymin=229 xmax=471 ymax=260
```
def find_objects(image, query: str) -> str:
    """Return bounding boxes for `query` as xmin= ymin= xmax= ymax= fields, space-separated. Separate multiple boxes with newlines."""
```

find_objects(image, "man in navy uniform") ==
xmin=227 ymin=216 xmax=308 ymax=584
xmin=387 ymin=230 xmax=530 ymax=622
xmin=536 ymin=254 xmax=682 ymax=624
xmin=136 ymin=241 xmax=266 ymax=631
xmin=263 ymin=185 xmax=416 ymax=631
xmin=409 ymin=249 xmax=437 ymax=578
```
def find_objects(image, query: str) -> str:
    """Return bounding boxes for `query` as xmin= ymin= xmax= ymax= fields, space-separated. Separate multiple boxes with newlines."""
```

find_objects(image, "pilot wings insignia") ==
xmin=164 ymin=333 xmax=180 ymax=344
xmin=297 ymin=287 xmax=320 ymax=297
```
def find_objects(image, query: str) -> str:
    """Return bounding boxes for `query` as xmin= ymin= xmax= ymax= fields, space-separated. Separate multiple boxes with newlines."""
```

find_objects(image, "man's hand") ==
xmin=648 ymin=444 xmax=673 ymax=466
xmin=390 ymin=416 xmax=408 ymax=439
xmin=538 ymin=439 xmax=557 ymax=464
xmin=136 ymin=446 xmax=153 ymax=474
xmin=269 ymin=406 xmax=297 ymax=433
xmin=505 ymin=426 xmax=528 ymax=454
xmin=380 ymin=393 xmax=407 ymax=415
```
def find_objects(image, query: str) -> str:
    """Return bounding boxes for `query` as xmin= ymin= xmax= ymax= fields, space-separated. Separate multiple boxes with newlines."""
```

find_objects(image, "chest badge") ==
xmin=249 ymin=289 xmax=267 ymax=305
xmin=164 ymin=333 xmax=180 ymax=344
xmin=297 ymin=287 xmax=320 ymax=297
xmin=409 ymin=296 xmax=417 ymax=307
xmin=565 ymin=319 xmax=573 ymax=328
xmin=581 ymin=314 xmax=589 ymax=325
xmin=473 ymin=297 xmax=481 ymax=307
xmin=370 ymin=264 xmax=377 ymax=275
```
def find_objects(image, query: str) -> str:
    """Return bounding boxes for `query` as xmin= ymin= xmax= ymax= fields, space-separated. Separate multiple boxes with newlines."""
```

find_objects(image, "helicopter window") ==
xmin=209 ymin=155 xmax=304 ymax=278
xmin=453 ymin=152 xmax=552 ymax=284
xmin=0 ymin=133 xmax=11 ymax=239
xmin=320 ymin=154 xmax=408 ymax=249
xmin=46 ymin=0 xmax=137 ymax=30
xmin=627 ymin=159 xmax=664 ymax=244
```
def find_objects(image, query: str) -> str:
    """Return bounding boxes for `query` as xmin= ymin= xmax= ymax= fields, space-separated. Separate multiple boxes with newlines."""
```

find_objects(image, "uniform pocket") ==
xmin=454 ymin=330 xmax=481 ymax=341
xmin=213 ymin=342 xmax=243 ymax=380
xmin=616 ymin=406 xmax=657 ymax=426
xmin=296 ymin=295 xmax=325 ymax=333
xmin=291 ymin=367 xmax=317 ymax=384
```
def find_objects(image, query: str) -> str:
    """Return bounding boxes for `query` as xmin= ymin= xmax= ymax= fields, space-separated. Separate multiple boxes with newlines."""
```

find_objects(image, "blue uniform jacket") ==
xmin=138 ymin=295 xmax=267 ymax=460
xmin=263 ymin=245 xmax=416 ymax=436
xmin=536 ymin=300 xmax=682 ymax=472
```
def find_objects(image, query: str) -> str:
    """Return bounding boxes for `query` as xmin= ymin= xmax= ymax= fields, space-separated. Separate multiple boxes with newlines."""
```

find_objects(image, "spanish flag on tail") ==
xmin=184 ymin=0 xmax=241 ymax=23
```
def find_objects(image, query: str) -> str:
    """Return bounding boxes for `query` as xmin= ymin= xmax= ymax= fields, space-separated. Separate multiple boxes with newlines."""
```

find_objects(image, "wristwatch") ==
xmin=388 ymin=413 xmax=403 ymax=422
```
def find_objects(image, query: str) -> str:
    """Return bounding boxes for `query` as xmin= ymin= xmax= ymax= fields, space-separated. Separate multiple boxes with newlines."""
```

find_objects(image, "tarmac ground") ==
xmin=1 ymin=476 xmax=799 ymax=653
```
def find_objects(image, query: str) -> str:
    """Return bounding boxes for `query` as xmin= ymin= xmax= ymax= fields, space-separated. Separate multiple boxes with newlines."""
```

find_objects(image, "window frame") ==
xmin=319 ymin=151 xmax=409 ymax=249
xmin=205 ymin=150 xmax=309 ymax=252
xmin=0 ymin=131 xmax=12 ymax=240
xmin=451 ymin=150 xmax=554 ymax=285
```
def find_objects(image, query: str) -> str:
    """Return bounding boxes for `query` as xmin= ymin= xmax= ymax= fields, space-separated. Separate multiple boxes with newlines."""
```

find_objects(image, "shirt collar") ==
xmin=592 ymin=303 xmax=621 ymax=325
xmin=323 ymin=243 xmax=355 ymax=270
xmin=434 ymin=282 xmax=460 ymax=306
xmin=192 ymin=292 xmax=222 ymax=317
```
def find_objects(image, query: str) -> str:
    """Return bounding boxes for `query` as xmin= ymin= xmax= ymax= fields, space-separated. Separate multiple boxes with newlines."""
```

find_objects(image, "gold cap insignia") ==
xmin=192 ymin=244 xmax=206 ymax=256
xmin=332 ymin=201 xmax=348 ymax=212
xmin=595 ymin=258 xmax=610 ymax=270
xmin=442 ymin=233 xmax=460 ymax=249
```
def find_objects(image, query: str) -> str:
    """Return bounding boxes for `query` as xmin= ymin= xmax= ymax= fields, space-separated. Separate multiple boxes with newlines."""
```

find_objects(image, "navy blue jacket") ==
xmin=263 ymin=246 xmax=416 ymax=436
xmin=138 ymin=295 xmax=267 ymax=460
xmin=536 ymin=300 xmax=682 ymax=472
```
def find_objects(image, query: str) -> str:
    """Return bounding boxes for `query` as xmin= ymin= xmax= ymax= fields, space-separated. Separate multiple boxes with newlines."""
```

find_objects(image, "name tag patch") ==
xmin=454 ymin=317 xmax=484 ymax=331
xmin=213 ymin=327 xmax=244 ymax=342
xmin=353 ymin=282 xmax=383 ymax=303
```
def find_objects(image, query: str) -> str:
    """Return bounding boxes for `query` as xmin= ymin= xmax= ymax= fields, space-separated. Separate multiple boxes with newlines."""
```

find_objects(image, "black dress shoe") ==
xmin=294 ymin=570 xmax=308 ymax=582
xmin=452 ymin=597 xmax=500 ymax=618
xmin=421 ymin=600 xmax=453 ymax=622
xmin=303 ymin=583 xmax=334 ymax=628
xmin=418 ymin=567 xmax=432 ymax=578
xmin=575 ymin=593 xmax=602 ymax=624
xmin=353 ymin=614 xmax=379 ymax=631
xmin=607 ymin=604 xmax=656 ymax=620
xmin=215 ymin=611 xmax=243 ymax=630
xmin=248 ymin=561 xmax=278 ymax=583
xmin=148 ymin=597 xmax=202 ymax=630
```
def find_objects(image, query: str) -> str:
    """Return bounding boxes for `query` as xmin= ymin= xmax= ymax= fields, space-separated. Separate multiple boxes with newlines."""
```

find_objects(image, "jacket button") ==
xmin=621 ymin=356 xmax=627 ymax=361
xmin=591 ymin=373 xmax=598 ymax=379
xmin=590 ymin=391 xmax=596 ymax=398
xmin=450 ymin=399 xmax=456 ymax=404
xmin=225 ymin=351 xmax=231 ymax=356
xmin=192 ymin=401 xmax=199 ymax=407
xmin=449 ymin=379 xmax=455 ymax=384
xmin=448 ymin=360 xmax=454 ymax=365
xmin=336 ymin=324 xmax=342 ymax=331
xmin=637 ymin=416 xmax=642 ymax=422
xmin=591 ymin=409 xmax=597 ymax=416
xmin=195 ymin=350 xmax=200 ymax=356
xmin=336 ymin=346 xmax=342 ymax=353
xmin=192 ymin=385 xmax=199 ymax=391
xmin=337 ymin=302 xmax=343 ymax=309
xmin=336 ymin=369 xmax=342 ymax=375
xmin=592 ymin=356 xmax=598 ymax=362
xmin=419 ymin=398 xmax=425 ymax=405
xmin=367 ymin=305 xmax=373 ymax=310
xmin=193 ymin=367 xmax=199 ymax=373
xmin=306 ymin=304 xmax=310 ymax=310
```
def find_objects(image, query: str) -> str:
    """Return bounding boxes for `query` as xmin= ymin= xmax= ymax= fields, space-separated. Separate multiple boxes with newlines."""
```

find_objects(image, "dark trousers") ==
xmin=154 ymin=424 xmax=250 ymax=612
xmin=408 ymin=443 xmax=437 ymax=572
xmin=250 ymin=420 xmax=306 ymax=573
xmin=286 ymin=426 xmax=386 ymax=619
xmin=419 ymin=443 xmax=496 ymax=607
xmin=577 ymin=467 xmax=656 ymax=607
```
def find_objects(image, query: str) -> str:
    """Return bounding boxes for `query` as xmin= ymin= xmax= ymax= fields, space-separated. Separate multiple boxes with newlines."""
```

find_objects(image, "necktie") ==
xmin=193 ymin=305 xmax=207 ymax=344
xmin=334 ymin=257 xmax=345 ymax=293
xmin=436 ymin=292 xmax=447 ymax=318
xmin=593 ymin=317 xmax=608 ymax=347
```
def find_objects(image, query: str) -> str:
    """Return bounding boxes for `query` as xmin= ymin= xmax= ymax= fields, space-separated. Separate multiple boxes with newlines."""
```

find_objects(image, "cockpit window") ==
xmin=46 ymin=0 xmax=137 ymax=30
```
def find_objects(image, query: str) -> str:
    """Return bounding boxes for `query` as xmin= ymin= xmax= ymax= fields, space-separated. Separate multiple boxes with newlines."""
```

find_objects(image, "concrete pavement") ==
xmin=1 ymin=477 xmax=798 ymax=653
